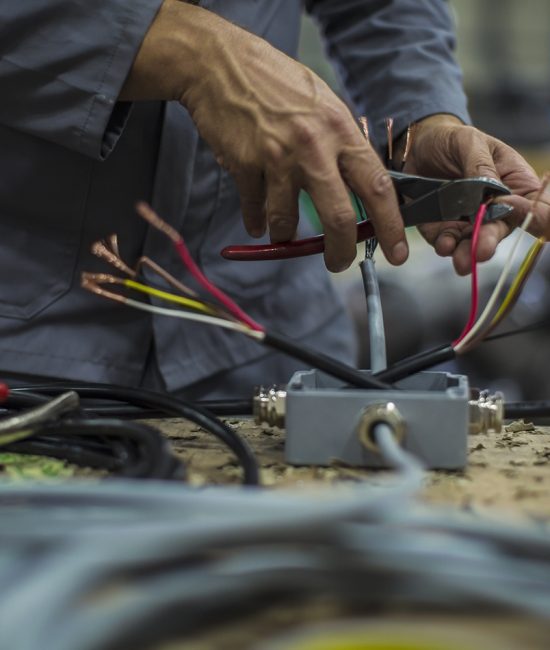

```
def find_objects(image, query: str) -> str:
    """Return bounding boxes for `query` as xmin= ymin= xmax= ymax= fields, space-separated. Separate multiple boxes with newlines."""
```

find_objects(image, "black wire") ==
xmin=374 ymin=345 xmax=456 ymax=383
xmin=9 ymin=384 xmax=260 ymax=485
xmin=2 ymin=419 xmax=185 ymax=480
xmin=263 ymin=331 xmax=392 ymax=390
xmin=504 ymin=401 xmax=550 ymax=420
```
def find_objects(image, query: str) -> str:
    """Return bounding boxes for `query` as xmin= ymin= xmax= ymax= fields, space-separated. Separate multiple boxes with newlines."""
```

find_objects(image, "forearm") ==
xmin=307 ymin=0 xmax=470 ymax=154
xmin=0 ymin=0 xmax=163 ymax=158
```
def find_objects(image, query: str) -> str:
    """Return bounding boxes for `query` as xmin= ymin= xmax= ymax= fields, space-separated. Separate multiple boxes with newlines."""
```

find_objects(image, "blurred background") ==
xmin=299 ymin=0 xmax=550 ymax=400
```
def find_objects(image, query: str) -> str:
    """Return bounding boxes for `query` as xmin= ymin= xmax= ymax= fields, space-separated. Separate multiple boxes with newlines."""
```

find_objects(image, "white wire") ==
xmin=454 ymin=210 xmax=535 ymax=352
xmin=124 ymin=297 xmax=265 ymax=340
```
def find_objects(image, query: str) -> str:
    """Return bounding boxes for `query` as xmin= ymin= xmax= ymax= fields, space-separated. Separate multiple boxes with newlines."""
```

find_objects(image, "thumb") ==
xmin=457 ymin=129 xmax=500 ymax=181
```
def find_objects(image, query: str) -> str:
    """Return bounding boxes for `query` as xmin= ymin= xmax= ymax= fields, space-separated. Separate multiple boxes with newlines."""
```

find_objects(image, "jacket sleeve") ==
xmin=305 ymin=0 xmax=470 ymax=154
xmin=0 ymin=0 xmax=163 ymax=160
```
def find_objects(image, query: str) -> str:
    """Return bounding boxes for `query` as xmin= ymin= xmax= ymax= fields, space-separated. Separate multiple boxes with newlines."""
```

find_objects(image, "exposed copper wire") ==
xmin=91 ymin=240 xmax=136 ymax=277
xmin=385 ymin=117 xmax=394 ymax=163
xmin=135 ymin=256 xmax=198 ymax=298
xmin=136 ymin=201 xmax=181 ymax=244
xmin=358 ymin=116 xmax=369 ymax=141
xmin=81 ymin=272 xmax=128 ymax=305
xmin=402 ymin=122 xmax=417 ymax=166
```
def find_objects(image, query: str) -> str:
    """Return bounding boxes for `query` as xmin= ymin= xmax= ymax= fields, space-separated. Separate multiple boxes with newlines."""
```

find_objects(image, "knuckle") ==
xmin=264 ymin=139 xmax=286 ymax=165
xmin=324 ymin=103 xmax=350 ymax=134
xmin=294 ymin=120 xmax=318 ymax=148
xmin=367 ymin=169 xmax=393 ymax=198
xmin=326 ymin=208 xmax=356 ymax=233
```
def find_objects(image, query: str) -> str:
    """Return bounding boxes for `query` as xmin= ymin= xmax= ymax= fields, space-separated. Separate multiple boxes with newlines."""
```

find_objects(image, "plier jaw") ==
xmin=392 ymin=171 xmax=513 ymax=227
xmin=221 ymin=172 xmax=514 ymax=262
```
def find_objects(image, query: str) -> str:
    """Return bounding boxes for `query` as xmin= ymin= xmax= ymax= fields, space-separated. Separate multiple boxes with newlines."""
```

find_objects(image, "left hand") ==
xmin=401 ymin=114 xmax=550 ymax=275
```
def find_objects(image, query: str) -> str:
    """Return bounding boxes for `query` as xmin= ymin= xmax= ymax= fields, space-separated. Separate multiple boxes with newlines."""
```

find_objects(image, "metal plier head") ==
xmin=391 ymin=171 xmax=513 ymax=227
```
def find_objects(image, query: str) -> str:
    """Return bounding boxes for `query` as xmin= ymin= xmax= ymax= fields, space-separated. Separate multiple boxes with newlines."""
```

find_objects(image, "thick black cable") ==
xmin=1 ymin=419 xmax=185 ymax=480
xmin=263 ymin=331 xmax=392 ymax=390
xmin=374 ymin=345 xmax=456 ymax=383
xmin=9 ymin=384 xmax=260 ymax=485
xmin=504 ymin=401 xmax=550 ymax=420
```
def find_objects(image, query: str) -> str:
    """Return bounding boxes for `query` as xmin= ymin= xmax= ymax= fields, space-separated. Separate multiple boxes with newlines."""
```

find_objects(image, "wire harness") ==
xmin=2 ymin=434 xmax=550 ymax=650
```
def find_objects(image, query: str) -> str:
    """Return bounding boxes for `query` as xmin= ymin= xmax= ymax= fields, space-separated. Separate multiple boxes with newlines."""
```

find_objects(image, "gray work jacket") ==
xmin=0 ymin=0 xmax=469 ymax=389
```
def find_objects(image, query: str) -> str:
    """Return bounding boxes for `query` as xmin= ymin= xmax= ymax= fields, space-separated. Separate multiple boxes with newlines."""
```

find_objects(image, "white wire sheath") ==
xmin=123 ymin=297 xmax=265 ymax=340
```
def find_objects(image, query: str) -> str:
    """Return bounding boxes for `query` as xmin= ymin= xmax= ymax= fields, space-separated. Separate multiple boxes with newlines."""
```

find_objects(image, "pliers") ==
xmin=221 ymin=171 xmax=513 ymax=261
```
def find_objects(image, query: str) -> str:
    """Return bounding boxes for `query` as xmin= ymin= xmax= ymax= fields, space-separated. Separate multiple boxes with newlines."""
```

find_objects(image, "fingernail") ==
xmin=391 ymin=241 xmax=409 ymax=264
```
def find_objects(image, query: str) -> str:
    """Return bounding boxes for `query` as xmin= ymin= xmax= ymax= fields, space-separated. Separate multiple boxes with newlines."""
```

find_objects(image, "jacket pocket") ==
xmin=0 ymin=127 xmax=89 ymax=319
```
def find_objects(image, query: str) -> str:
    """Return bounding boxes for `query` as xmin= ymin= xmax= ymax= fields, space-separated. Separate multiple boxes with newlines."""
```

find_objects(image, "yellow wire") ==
xmin=490 ymin=237 xmax=546 ymax=327
xmin=123 ymin=279 xmax=218 ymax=316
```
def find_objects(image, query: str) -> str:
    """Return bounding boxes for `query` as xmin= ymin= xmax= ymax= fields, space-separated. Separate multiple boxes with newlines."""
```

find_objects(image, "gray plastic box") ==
xmin=284 ymin=370 xmax=469 ymax=469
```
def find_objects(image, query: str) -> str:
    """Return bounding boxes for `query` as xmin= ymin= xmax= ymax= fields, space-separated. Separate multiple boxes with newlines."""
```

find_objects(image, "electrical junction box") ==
xmin=283 ymin=370 xmax=470 ymax=470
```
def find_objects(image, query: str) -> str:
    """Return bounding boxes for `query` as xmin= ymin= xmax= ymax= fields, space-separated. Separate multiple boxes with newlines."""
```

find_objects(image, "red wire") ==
xmin=173 ymin=240 xmax=264 ymax=332
xmin=452 ymin=202 xmax=488 ymax=347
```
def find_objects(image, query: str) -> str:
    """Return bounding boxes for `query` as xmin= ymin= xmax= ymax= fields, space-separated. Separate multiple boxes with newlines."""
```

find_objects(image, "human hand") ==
xmin=402 ymin=114 xmax=550 ymax=275
xmin=121 ymin=0 xmax=408 ymax=272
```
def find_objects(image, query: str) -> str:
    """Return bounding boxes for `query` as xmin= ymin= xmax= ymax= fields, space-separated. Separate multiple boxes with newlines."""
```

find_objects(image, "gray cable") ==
xmin=360 ymin=257 xmax=387 ymax=372
xmin=3 ymin=431 xmax=550 ymax=650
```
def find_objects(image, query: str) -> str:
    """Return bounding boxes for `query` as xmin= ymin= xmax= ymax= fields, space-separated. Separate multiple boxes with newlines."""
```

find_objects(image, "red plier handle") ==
xmin=221 ymin=220 xmax=375 ymax=261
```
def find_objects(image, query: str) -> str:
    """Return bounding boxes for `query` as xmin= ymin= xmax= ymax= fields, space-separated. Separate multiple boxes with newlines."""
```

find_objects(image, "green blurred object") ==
xmin=0 ymin=452 xmax=76 ymax=480
xmin=300 ymin=190 xmax=367 ymax=233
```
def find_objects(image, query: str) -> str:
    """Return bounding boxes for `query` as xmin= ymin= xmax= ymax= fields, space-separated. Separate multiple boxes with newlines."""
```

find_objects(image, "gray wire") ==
xmin=359 ymin=257 xmax=387 ymax=372
xmin=3 ymin=478 xmax=550 ymax=650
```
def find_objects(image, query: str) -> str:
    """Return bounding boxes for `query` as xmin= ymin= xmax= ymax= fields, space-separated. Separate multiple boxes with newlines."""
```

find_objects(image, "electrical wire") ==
xmin=452 ymin=202 xmax=487 ymax=346
xmin=505 ymin=401 xmax=550 ymax=420
xmin=3 ymin=419 xmax=185 ymax=480
xmin=4 ymin=461 xmax=550 ymax=650
xmin=454 ymin=177 xmax=549 ymax=353
xmin=7 ymin=384 xmax=260 ymax=486
xmin=360 ymin=256 xmax=387 ymax=372
xmin=136 ymin=202 xmax=264 ymax=332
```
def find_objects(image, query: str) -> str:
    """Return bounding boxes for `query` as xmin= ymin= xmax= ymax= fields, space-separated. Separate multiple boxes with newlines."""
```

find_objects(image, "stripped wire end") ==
xmin=91 ymin=239 xmax=136 ymax=278
xmin=136 ymin=202 xmax=265 ymax=332
xmin=136 ymin=201 xmax=181 ymax=245
xmin=402 ymin=122 xmax=417 ymax=167
xmin=81 ymin=272 xmax=128 ymax=305
xmin=358 ymin=116 xmax=370 ymax=141
xmin=385 ymin=117 xmax=394 ymax=165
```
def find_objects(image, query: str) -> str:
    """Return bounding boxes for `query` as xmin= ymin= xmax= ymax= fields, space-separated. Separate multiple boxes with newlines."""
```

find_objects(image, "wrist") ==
xmin=120 ymin=0 xmax=221 ymax=103
xmin=393 ymin=114 xmax=465 ymax=168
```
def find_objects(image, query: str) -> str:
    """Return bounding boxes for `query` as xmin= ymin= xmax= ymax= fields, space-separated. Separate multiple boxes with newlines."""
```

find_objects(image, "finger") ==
xmin=265 ymin=172 xmax=300 ymax=243
xmin=340 ymin=143 xmax=408 ymax=266
xmin=496 ymin=193 xmax=550 ymax=237
xmin=452 ymin=220 xmax=512 ymax=275
xmin=305 ymin=165 xmax=358 ymax=272
xmin=234 ymin=171 xmax=267 ymax=238
xmin=452 ymin=128 xmax=500 ymax=180
xmin=418 ymin=222 xmax=469 ymax=257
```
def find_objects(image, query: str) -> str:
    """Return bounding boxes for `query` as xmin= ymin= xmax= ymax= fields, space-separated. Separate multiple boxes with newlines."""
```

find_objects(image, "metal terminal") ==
xmin=469 ymin=389 xmax=504 ymax=435
xmin=357 ymin=402 xmax=406 ymax=452
xmin=253 ymin=386 xmax=287 ymax=429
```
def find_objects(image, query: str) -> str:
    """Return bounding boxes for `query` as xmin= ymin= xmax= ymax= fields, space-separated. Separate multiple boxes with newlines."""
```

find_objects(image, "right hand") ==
xmin=122 ymin=0 xmax=408 ymax=272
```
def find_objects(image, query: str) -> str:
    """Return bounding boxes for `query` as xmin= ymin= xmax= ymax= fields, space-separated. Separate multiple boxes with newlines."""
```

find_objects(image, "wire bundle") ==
xmin=0 ymin=391 xmax=185 ymax=480
xmin=3 ymin=384 xmax=260 ymax=485
xmin=453 ymin=178 xmax=549 ymax=354
xmin=82 ymin=203 xmax=391 ymax=390
xmin=2 ymin=434 xmax=550 ymax=650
